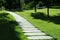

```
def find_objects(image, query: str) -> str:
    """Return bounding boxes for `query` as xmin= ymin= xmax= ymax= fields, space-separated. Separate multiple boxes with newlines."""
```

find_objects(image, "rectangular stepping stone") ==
xmin=21 ymin=28 xmax=38 ymax=30
xmin=21 ymin=28 xmax=41 ymax=32
xmin=23 ymin=29 xmax=40 ymax=31
xmin=24 ymin=32 xmax=46 ymax=36
xmin=22 ymin=30 xmax=42 ymax=33
xmin=27 ymin=36 xmax=52 ymax=40
xmin=22 ymin=29 xmax=41 ymax=31
xmin=22 ymin=29 xmax=38 ymax=31
xmin=20 ymin=23 xmax=33 ymax=26
xmin=20 ymin=26 xmax=35 ymax=27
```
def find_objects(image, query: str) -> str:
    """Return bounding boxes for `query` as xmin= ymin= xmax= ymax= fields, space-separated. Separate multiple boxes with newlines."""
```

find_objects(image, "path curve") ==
xmin=7 ymin=12 xmax=52 ymax=40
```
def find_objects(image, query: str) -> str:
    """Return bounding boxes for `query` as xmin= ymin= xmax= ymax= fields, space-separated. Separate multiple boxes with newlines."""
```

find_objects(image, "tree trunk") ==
xmin=47 ymin=7 xmax=49 ymax=18
xmin=47 ymin=1 xmax=50 ymax=21
xmin=35 ymin=4 xmax=37 ymax=12
xmin=18 ymin=0 xmax=22 ymax=10
xmin=47 ymin=7 xmax=50 ymax=22
xmin=34 ymin=0 xmax=37 ymax=13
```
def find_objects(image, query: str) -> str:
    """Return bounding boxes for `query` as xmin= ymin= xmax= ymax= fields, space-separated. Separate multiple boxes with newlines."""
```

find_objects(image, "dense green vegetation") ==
xmin=15 ymin=8 xmax=60 ymax=40
xmin=0 ymin=11 xmax=27 ymax=40
xmin=0 ymin=0 xmax=60 ymax=10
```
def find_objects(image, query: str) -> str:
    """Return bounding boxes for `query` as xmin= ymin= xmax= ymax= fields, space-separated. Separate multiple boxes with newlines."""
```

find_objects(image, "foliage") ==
xmin=0 ymin=0 xmax=60 ymax=10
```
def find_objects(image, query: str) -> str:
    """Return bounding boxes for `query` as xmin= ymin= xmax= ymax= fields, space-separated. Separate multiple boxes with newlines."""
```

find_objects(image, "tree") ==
xmin=33 ymin=0 xmax=40 ymax=12
xmin=40 ymin=0 xmax=51 ymax=20
xmin=34 ymin=0 xmax=37 ymax=12
xmin=46 ymin=0 xmax=50 ymax=20
xmin=0 ymin=0 xmax=4 ymax=9
xmin=0 ymin=0 xmax=2 ymax=8
xmin=4 ymin=0 xmax=22 ymax=10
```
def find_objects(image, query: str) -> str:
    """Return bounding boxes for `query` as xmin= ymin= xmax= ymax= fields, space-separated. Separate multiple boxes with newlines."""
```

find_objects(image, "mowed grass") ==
xmin=15 ymin=8 xmax=60 ymax=40
xmin=0 ymin=11 xmax=27 ymax=40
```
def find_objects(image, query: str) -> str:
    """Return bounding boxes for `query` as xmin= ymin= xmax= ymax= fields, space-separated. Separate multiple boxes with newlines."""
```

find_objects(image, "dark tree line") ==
xmin=0 ymin=0 xmax=22 ymax=10
xmin=0 ymin=0 xmax=60 ymax=10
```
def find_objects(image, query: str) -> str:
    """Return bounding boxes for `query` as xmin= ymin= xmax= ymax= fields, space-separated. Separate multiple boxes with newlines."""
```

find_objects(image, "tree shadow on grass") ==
xmin=50 ymin=14 xmax=60 ymax=24
xmin=0 ymin=13 xmax=20 ymax=40
xmin=31 ymin=12 xmax=60 ymax=25
xmin=50 ymin=6 xmax=60 ymax=9
xmin=5 ymin=9 xmax=23 ymax=12
xmin=31 ymin=12 xmax=47 ymax=20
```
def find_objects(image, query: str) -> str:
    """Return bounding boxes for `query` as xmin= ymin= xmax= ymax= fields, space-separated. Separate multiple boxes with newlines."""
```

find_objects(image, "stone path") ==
xmin=8 ymin=12 xmax=53 ymax=40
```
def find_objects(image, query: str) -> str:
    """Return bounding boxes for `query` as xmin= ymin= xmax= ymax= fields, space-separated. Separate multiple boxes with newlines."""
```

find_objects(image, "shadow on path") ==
xmin=0 ymin=13 xmax=20 ymax=40
xmin=31 ymin=12 xmax=60 ymax=25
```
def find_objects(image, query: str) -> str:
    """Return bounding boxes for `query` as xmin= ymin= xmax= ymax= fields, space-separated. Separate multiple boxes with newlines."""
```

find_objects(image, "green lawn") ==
xmin=15 ymin=8 xmax=60 ymax=40
xmin=0 ymin=11 xmax=27 ymax=40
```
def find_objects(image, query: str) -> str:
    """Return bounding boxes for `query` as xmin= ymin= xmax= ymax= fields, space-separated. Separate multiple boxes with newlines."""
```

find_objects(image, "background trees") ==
xmin=0 ymin=0 xmax=5 ymax=9
xmin=0 ymin=0 xmax=60 ymax=10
